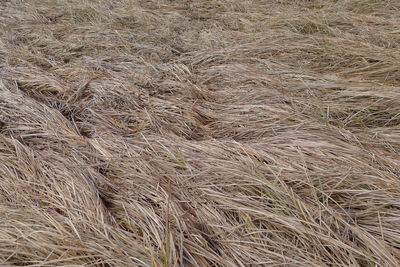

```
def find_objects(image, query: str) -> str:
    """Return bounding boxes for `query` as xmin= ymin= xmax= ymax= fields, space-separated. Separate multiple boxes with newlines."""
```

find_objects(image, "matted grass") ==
xmin=1 ymin=0 xmax=400 ymax=266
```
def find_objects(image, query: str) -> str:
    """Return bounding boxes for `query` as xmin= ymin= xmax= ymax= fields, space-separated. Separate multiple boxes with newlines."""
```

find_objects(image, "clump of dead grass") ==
xmin=1 ymin=0 xmax=400 ymax=266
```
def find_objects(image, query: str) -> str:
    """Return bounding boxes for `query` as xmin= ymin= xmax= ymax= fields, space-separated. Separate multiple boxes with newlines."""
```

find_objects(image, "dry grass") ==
xmin=1 ymin=0 xmax=400 ymax=266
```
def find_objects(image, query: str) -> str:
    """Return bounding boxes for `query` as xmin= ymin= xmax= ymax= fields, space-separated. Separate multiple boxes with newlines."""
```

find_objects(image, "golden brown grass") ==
xmin=1 ymin=0 xmax=400 ymax=266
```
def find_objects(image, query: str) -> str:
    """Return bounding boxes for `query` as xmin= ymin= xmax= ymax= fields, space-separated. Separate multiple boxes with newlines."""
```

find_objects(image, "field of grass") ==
xmin=1 ymin=0 xmax=400 ymax=266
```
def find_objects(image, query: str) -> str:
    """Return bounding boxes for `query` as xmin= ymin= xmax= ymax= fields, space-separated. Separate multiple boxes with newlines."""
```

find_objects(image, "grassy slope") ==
xmin=1 ymin=0 xmax=400 ymax=266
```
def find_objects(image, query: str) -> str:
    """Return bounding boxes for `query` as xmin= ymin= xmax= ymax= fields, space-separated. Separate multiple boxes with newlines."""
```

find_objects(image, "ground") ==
xmin=1 ymin=0 xmax=400 ymax=266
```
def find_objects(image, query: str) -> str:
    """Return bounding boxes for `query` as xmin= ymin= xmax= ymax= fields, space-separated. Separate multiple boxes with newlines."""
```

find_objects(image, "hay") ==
xmin=1 ymin=0 xmax=400 ymax=266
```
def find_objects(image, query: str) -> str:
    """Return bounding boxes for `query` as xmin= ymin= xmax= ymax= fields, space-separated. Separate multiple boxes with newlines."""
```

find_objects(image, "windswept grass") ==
xmin=1 ymin=0 xmax=400 ymax=266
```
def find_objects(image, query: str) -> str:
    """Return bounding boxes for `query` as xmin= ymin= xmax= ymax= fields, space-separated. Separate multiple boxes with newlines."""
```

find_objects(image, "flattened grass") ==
xmin=1 ymin=0 xmax=400 ymax=266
